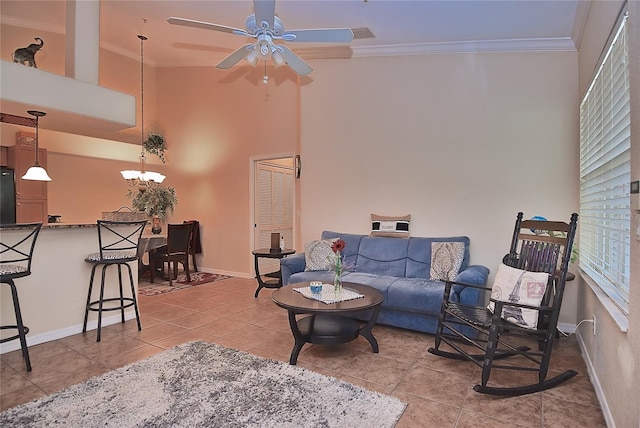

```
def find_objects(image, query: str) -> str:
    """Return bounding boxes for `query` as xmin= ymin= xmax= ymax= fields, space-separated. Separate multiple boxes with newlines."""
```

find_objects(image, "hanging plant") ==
xmin=127 ymin=185 xmax=177 ymax=221
xmin=143 ymin=133 xmax=167 ymax=163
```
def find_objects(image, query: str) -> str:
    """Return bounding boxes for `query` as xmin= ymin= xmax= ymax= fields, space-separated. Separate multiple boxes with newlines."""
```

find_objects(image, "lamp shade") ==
xmin=245 ymin=49 xmax=258 ymax=66
xmin=272 ymin=50 xmax=284 ymax=67
xmin=120 ymin=170 xmax=166 ymax=183
xmin=141 ymin=171 xmax=166 ymax=183
xmin=121 ymin=170 xmax=141 ymax=180
xmin=22 ymin=165 xmax=52 ymax=181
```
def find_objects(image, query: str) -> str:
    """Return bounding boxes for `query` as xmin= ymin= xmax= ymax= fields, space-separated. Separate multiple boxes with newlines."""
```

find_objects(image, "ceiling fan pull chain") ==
xmin=263 ymin=61 xmax=268 ymax=85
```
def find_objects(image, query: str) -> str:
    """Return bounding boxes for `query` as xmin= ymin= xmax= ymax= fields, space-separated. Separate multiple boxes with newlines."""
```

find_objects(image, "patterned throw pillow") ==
xmin=370 ymin=214 xmax=411 ymax=238
xmin=429 ymin=242 xmax=465 ymax=281
xmin=304 ymin=239 xmax=338 ymax=271
xmin=487 ymin=263 xmax=550 ymax=329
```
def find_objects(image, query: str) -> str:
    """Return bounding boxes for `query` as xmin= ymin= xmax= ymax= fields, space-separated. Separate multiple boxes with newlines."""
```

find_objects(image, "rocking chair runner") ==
xmin=428 ymin=212 xmax=578 ymax=396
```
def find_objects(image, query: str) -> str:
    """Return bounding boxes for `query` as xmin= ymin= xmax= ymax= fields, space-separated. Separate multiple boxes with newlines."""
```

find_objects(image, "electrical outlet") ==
xmin=593 ymin=314 xmax=597 ymax=336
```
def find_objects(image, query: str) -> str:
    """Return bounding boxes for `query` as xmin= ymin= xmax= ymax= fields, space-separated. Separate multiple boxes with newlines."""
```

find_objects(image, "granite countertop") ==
xmin=42 ymin=223 xmax=97 ymax=229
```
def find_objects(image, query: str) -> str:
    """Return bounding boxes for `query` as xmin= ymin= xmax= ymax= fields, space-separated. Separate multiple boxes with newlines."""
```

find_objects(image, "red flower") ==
xmin=332 ymin=239 xmax=346 ymax=253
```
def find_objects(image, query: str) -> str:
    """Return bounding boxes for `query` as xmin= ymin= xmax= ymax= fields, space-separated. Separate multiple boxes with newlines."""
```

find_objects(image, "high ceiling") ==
xmin=2 ymin=0 xmax=587 ymax=68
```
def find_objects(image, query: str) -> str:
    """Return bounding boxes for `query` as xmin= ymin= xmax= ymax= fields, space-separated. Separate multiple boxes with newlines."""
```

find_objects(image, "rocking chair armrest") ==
xmin=490 ymin=298 xmax=554 ymax=313
xmin=444 ymin=280 xmax=492 ymax=292
xmin=442 ymin=279 xmax=492 ymax=306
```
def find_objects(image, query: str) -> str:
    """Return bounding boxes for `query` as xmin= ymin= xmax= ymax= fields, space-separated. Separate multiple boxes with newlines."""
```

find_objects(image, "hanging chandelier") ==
xmin=121 ymin=34 xmax=165 ymax=191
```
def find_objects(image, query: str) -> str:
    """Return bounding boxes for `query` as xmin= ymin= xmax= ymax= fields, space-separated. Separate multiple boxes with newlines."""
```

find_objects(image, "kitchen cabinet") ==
xmin=7 ymin=133 xmax=48 ymax=223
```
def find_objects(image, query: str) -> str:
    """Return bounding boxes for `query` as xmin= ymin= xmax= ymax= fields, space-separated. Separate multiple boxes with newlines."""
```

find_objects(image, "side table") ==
xmin=252 ymin=248 xmax=295 ymax=297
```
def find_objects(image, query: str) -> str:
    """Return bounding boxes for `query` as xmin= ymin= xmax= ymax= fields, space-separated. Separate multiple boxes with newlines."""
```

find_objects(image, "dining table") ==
xmin=138 ymin=229 xmax=167 ymax=278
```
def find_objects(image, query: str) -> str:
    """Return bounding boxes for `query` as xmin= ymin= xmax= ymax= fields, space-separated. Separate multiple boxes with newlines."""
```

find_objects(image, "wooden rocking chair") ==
xmin=428 ymin=212 xmax=578 ymax=396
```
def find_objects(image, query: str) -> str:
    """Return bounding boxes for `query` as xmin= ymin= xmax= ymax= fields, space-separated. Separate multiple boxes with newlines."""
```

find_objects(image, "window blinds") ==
xmin=579 ymin=11 xmax=631 ymax=313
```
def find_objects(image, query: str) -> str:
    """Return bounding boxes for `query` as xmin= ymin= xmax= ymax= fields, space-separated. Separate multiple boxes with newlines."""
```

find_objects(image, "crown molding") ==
xmin=351 ymin=37 xmax=577 ymax=58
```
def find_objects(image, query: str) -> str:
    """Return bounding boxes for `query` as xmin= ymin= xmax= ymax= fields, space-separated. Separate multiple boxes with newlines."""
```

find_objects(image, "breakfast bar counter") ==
xmin=0 ymin=223 xmax=139 ymax=353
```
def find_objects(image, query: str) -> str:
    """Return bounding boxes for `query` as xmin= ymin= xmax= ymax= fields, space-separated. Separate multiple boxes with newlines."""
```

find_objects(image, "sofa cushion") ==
xmin=342 ymin=272 xmax=398 ymax=302
xmin=321 ymin=231 xmax=364 ymax=269
xmin=405 ymin=236 xmax=470 ymax=279
xmin=386 ymin=278 xmax=447 ymax=313
xmin=289 ymin=270 xmax=335 ymax=285
xmin=370 ymin=214 xmax=411 ymax=238
xmin=303 ymin=239 xmax=337 ymax=271
xmin=429 ymin=241 xmax=465 ymax=281
xmin=355 ymin=236 xmax=410 ymax=277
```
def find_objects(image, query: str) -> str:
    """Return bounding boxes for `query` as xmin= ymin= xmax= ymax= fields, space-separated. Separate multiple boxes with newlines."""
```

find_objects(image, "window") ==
xmin=579 ymin=10 xmax=631 ymax=313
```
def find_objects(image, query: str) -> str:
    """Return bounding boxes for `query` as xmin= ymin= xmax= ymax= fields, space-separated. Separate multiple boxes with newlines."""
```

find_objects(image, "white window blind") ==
xmin=579 ymin=11 xmax=631 ymax=313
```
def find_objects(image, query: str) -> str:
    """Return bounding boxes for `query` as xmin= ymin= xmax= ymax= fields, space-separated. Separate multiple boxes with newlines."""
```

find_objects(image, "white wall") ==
xmin=300 ymin=51 xmax=579 ymax=320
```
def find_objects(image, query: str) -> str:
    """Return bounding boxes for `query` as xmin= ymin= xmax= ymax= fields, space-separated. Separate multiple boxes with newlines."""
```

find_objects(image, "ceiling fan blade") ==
xmin=216 ymin=44 xmax=254 ymax=69
xmin=284 ymin=28 xmax=354 ymax=43
xmin=167 ymin=17 xmax=245 ymax=36
xmin=278 ymin=45 xmax=313 ymax=76
xmin=253 ymin=0 xmax=276 ymax=30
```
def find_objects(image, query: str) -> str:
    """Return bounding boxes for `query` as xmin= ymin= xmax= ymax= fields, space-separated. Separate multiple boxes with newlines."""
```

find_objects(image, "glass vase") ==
xmin=151 ymin=215 xmax=162 ymax=234
xmin=334 ymin=273 xmax=342 ymax=295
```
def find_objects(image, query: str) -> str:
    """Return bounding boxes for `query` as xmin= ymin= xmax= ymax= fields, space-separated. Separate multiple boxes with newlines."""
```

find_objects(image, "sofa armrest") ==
xmin=451 ymin=265 xmax=491 ymax=305
xmin=280 ymin=253 xmax=306 ymax=285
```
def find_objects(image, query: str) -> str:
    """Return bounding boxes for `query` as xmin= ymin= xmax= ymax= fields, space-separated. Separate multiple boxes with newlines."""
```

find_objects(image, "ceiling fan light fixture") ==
xmin=168 ymin=0 xmax=354 ymax=77
xmin=272 ymin=49 xmax=284 ymax=67
xmin=256 ymin=34 xmax=272 ymax=60
xmin=245 ymin=48 xmax=258 ymax=66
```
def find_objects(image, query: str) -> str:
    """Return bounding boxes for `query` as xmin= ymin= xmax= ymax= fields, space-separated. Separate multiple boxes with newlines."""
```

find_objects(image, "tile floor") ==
xmin=1 ymin=277 xmax=606 ymax=427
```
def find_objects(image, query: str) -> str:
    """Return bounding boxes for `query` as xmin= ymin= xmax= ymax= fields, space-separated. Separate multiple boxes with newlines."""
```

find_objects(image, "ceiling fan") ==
xmin=167 ymin=0 xmax=353 ymax=76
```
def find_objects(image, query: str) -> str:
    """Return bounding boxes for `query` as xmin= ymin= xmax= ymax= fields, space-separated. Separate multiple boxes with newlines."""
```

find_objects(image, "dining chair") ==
xmin=183 ymin=220 xmax=201 ymax=272
xmin=150 ymin=223 xmax=193 ymax=286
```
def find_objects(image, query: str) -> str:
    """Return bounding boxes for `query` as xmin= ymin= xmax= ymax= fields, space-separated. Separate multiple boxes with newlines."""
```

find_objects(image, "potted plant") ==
xmin=127 ymin=185 xmax=177 ymax=223
xmin=143 ymin=133 xmax=167 ymax=164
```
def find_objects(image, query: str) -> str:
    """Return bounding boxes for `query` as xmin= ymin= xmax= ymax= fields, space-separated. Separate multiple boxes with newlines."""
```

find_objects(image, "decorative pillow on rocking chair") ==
xmin=487 ymin=263 xmax=549 ymax=329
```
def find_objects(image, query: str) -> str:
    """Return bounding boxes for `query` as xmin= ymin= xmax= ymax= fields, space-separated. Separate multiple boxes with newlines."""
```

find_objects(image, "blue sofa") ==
xmin=280 ymin=231 xmax=489 ymax=334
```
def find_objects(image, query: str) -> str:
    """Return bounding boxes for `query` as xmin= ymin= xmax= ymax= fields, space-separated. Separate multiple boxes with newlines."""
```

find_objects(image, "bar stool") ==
xmin=0 ymin=222 xmax=43 ymax=372
xmin=83 ymin=220 xmax=146 ymax=342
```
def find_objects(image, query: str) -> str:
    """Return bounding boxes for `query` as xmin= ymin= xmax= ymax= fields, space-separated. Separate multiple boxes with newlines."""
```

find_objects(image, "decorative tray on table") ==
xmin=294 ymin=285 xmax=364 ymax=304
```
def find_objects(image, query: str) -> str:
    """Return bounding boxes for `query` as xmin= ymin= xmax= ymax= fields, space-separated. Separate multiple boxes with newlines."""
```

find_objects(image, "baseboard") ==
xmin=576 ymin=329 xmax=615 ymax=428
xmin=198 ymin=267 xmax=253 ymax=279
xmin=0 ymin=311 xmax=137 ymax=354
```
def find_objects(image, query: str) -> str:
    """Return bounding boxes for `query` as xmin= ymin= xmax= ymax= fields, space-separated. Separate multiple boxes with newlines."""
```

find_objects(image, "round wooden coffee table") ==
xmin=271 ymin=282 xmax=383 ymax=365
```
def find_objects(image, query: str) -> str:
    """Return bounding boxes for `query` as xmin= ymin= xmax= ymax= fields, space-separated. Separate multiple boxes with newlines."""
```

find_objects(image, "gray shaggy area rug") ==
xmin=1 ymin=341 xmax=406 ymax=427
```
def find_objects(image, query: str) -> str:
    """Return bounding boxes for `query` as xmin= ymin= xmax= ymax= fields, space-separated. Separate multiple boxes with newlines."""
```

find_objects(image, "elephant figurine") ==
xmin=12 ymin=37 xmax=44 ymax=68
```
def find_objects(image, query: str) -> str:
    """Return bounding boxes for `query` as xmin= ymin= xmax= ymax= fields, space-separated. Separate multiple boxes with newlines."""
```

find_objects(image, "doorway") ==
xmin=252 ymin=156 xmax=295 ymax=275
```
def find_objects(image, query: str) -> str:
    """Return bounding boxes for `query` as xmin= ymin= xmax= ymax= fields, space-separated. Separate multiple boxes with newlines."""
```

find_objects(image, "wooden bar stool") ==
xmin=83 ymin=220 xmax=146 ymax=342
xmin=0 ymin=222 xmax=43 ymax=372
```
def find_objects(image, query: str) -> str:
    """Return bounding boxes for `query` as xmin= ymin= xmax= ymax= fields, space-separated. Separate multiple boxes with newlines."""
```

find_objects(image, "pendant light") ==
xmin=121 ymin=34 xmax=165 ymax=190
xmin=22 ymin=110 xmax=52 ymax=181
